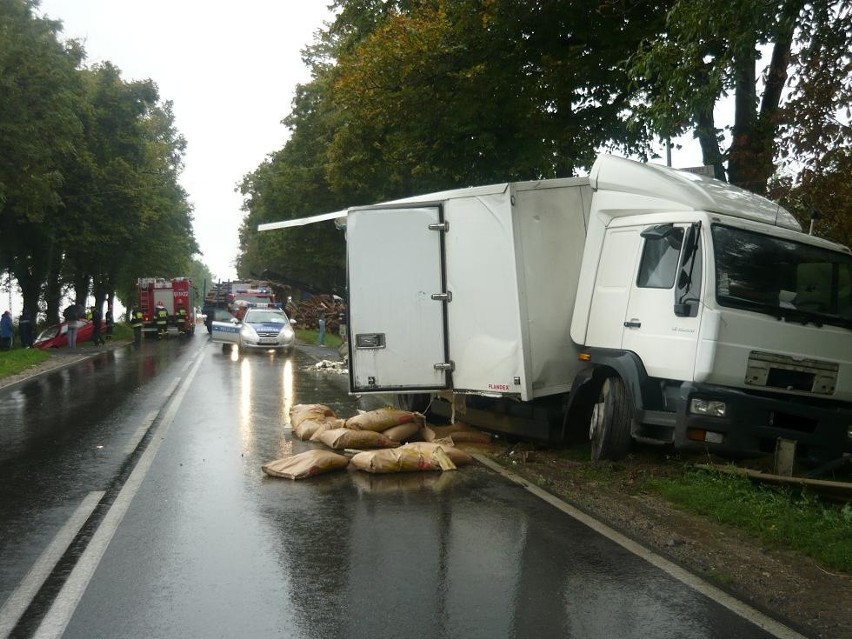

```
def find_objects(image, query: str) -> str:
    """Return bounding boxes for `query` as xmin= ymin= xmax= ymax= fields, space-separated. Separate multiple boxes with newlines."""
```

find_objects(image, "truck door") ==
xmin=347 ymin=205 xmax=450 ymax=393
xmin=621 ymin=223 xmax=703 ymax=380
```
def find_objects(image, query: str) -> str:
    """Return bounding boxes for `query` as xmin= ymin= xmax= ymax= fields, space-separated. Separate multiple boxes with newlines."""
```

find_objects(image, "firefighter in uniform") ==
xmin=176 ymin=306 xmax=188 ymax=336
xmin=131 ymin=307 xmax=144 ymax=345
xmin=154 ymin=301 xmax=169 ymax=339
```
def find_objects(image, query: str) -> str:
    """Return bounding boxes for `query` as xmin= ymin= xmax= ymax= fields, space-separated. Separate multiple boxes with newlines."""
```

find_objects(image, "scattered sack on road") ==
xmin=261 ymin=449 xmax=350 ymax=479
xmin=316 ymin=428 xmax=401 ymax=450
xmin=401 ymin=441 xmax=474 ymax=466
xmin=290 ymin=403 xmax=336 ymax=428
xmin=350 ymin=445 xmax=457 ymax=474
xmin=294 ymin=417 xmax=345 ymax=441
xmin=381 ymin=421 xmax=423 ymax=443
xmin=423 ymin=423 xmax=492 ymax=444
xmin=344 ymin=407 xmax=424 ymax=432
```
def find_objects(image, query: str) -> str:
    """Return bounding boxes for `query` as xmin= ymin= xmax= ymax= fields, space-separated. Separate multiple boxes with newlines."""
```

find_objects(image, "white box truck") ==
xmin=263 ymin=154 xmax=852 ymax=463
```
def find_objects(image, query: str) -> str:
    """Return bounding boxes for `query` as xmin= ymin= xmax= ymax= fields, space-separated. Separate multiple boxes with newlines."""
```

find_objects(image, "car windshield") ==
xmin=37 ymin=324 xmax=61 ymax=340
xmin=712 ymin=224 xmax=852 ymax=329
xmin=245 ymin=310 xmax=289 ymax=324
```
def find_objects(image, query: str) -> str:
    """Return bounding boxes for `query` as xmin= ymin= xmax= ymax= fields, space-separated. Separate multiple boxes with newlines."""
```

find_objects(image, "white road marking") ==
xmin=33 ymin=348 xmax=206 ymax=639
xmin=473 ymin=453 xmax=808 ymax=639
xmin=0 ymin=492 xmax=104 ymax=638
xmin=123 ymin=410 xmax=159 ymax=456
xmin=162 ymin=376 xmax=180 ymax=399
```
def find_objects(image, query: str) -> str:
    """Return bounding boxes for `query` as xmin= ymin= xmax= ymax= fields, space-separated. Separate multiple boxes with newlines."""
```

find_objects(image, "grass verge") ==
xmin=296 ymin=328 xmax=343 ymax=349
xmin=0 ymin=348 xmax=51 ymax=379
xmin=647 ymin=467 xmax=852 ymax=573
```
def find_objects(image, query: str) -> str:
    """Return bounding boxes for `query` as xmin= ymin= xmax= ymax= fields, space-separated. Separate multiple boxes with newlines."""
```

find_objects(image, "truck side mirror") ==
xmin=674 ymin=302 xmax=692 ymax=317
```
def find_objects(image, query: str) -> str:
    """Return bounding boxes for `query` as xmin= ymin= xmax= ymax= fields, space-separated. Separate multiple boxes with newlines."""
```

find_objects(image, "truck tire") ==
xmin=589 ymin=376 xmax=633 ymax=462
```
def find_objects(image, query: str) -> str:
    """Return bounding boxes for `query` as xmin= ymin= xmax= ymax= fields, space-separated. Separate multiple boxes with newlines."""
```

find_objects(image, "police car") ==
xmin=210 ymin=308 xmax=296 ymax=354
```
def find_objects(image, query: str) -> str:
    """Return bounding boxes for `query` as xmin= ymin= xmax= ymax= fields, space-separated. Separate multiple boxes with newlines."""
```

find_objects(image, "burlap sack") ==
xmin=401 ymin=441 xmax=474 ymax=466
xmin=261 ymin=449 xmax=350 ymax=479
xmin=290 ymin=404 xmax=336 ymax=428
xmin=293 ymin=417 xmax=345 ymax=441
xmin=344 ymin=408 xmax=424 ymax=432
xmin=308 ymin=417 xmax=346 ymax=442
xmin=423 ymin=424 xmax=492 ymax=444
xmin=316 ymin=428 xmax=400 ymax=450
xmin=350 ymin=445 xmax=456 ymax=474
xmin=381 ymin=422 xmax=423 ymax=443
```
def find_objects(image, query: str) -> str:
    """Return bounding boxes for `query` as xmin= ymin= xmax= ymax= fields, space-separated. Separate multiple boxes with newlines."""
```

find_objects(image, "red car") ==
xmin=33 ymin=320 xmax=96 ymax=349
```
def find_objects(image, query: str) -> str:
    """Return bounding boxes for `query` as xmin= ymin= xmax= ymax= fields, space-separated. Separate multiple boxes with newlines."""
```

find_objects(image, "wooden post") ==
xmin=774 ymin=438 xmax=797 ymax=477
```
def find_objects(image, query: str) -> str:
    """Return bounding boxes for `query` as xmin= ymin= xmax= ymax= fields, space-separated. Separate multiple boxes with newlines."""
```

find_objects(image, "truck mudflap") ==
xmin=672 ymin=382 xmax=852 ymax=465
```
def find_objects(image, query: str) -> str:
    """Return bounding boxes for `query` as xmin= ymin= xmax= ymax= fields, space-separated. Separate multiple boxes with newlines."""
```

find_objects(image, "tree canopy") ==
xmin=0 ymin=0 xmax=203 ymax=321
xmin=238 ymin=0 xmax=849 ymax=292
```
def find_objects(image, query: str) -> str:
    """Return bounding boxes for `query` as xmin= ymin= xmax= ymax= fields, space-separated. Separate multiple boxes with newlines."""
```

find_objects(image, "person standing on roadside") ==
xmin=19 ymin=309 xmax=33 ymax=348
xmin=63 ymin=303 xmax=81 ymax=349
xmin=131 ymin=307 xmax=144 ymax=345
xmin=91 ymin=306 xmax=104 ymax=346
xmin=0 ymin=311 xmax=13 ymax=350
xmin=105 ymin=305 xmax=114 ymax=340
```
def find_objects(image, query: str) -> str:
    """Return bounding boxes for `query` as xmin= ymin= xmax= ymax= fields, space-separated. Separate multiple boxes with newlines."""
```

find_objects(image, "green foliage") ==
xmin=238 ymin=0 xmax=668 ymax=288
xmin=0 ymin=3 xmax=199 ymax=319
xmin=628 ymin=0 xmax=851 ymax=205
xmin=648 ymin=468 xmax=852 ymax=572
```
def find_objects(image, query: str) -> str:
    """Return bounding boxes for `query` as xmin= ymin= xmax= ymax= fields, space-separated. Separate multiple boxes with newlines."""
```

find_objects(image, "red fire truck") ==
xmin=136 ymin=277 xmax=196 ymax=335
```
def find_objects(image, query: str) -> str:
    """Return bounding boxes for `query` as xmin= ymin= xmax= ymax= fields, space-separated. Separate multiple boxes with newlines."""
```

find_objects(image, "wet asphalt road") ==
xmin=0 ymin=336 xmax=804 ymax=638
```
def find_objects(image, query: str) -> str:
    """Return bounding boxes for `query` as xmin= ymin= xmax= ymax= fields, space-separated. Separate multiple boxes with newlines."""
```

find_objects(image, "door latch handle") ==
xmin=623 ymin=320 xmax=642 ymax=328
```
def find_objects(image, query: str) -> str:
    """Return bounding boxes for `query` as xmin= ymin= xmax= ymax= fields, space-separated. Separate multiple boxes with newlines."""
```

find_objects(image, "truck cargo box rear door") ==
xmin=347 ymin=205 xmax=450 ymax=393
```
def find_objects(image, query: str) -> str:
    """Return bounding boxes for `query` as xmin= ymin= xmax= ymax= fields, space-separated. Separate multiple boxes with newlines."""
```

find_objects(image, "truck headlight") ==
xmin=689 ymin=398 xmax=727 ymax=417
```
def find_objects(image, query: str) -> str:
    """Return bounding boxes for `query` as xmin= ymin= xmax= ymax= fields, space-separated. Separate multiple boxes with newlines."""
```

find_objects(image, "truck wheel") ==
xmin=589 ymin=376 xmax=633 ymax=462
xmin=396 ymin=393 xmax=431 ymax=414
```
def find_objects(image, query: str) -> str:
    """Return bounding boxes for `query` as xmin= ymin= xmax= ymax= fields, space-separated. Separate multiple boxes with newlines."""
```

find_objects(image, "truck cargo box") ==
xmin=347 ymin=177 xmax=592 ymax=402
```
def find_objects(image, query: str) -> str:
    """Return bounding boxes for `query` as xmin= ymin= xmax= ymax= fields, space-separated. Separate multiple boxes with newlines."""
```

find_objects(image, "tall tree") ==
xmin=0 ymin=0 xmax=85 ymax=319
xmin=628 ymin=0 xmax=851 ymax=198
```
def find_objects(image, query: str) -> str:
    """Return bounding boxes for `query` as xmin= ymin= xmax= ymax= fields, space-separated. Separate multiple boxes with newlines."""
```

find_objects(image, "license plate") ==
xmin=258 ymin=337 xmax=278 ymax=345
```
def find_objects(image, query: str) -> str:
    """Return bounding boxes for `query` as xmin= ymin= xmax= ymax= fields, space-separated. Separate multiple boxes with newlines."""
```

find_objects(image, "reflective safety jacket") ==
xmin=131 ymin=311 xmax=144 ymax=328
xmin=155 ymin=307 xmax=168 ymax=325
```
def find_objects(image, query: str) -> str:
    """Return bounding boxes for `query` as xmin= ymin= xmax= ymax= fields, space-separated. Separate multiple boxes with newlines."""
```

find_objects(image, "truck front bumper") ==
xmin=672 ymin=383 xmax=852 ymax=465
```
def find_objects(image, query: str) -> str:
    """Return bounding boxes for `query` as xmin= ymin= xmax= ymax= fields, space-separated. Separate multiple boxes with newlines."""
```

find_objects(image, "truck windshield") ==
xmin=712 ymin=224 xmax=852 ymax=329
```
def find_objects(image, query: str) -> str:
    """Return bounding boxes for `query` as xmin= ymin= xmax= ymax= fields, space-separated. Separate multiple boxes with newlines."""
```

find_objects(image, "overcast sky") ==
xmin=38 ymin=0 xmax=335 ymax=282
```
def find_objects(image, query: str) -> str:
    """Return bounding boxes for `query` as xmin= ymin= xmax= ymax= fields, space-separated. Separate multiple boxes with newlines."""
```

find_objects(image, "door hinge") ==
xmin=428 ymin=222 xmax=449 ymax=232
xmin=434 ymin=361 xmax=455 ymax=372
xmin=431 ymin=292 xmax=452 ymax=302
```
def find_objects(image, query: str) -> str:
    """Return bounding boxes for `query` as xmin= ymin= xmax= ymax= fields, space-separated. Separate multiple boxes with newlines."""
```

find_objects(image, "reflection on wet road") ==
xmin=0 ymin=339 xmax=800 ymax=638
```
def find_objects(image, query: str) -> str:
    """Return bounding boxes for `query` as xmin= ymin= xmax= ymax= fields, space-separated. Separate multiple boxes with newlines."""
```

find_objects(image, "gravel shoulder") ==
xmin=480 ymin=445 xmax=850 ymax=639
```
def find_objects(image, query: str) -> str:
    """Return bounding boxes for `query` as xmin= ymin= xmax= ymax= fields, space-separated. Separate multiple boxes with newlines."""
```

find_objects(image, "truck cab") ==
xmin=571 ymin=156 xmax=852 ymax=463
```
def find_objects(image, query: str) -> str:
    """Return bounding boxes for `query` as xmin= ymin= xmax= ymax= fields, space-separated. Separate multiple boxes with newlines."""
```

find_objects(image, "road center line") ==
xmin=473 ymin=453 xmax=808 ymax=639
xmin=162 ymin=376 xmax=181 ymax=399
xmin=123 ymin=410 xmax=159 ymax=456
xmin=33 ymin=348 xmax=207 ymax=639
xmin=0 ymin=491 xmax=104 ymax=639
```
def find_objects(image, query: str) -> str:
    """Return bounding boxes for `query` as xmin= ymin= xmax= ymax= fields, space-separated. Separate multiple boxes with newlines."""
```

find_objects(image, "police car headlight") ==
xmin=241 ymin=325 xmax=258 ymax=340
xmin=280 ymin=326 xmax=295 ymax=340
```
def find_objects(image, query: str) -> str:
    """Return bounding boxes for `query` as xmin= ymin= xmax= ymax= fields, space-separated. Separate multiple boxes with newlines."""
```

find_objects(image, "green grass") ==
xmin=296 ymin=328 xmax=343 ymax=349
xmin=0 ymin=347 xmax=51 ymax=379
xmin=647 ymin=468 xmax=852 ymax=572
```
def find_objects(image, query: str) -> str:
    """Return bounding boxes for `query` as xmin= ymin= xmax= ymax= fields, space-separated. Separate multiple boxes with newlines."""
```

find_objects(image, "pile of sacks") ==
xmin=261 ymin=403 xmax=487 ymax=480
